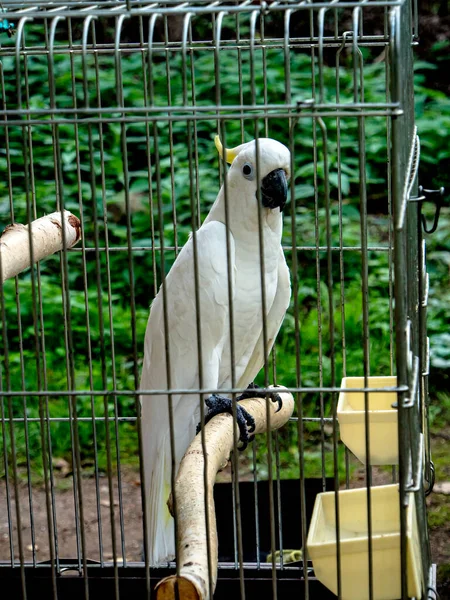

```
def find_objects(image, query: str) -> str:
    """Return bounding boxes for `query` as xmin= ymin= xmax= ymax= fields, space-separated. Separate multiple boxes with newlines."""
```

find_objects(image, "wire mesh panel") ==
xmin=0 ymin=1 xmax=434 ymax=599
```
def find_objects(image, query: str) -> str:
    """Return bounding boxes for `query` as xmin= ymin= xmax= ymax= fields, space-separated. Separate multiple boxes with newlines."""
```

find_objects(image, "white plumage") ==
xmin=140 ymin=137 xmax=291 ymax=565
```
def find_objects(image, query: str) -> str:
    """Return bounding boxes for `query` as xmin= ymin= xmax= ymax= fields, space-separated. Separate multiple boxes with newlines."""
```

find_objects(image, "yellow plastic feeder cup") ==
xmin=306 ymin=484 xmax=423 ymax=600
xmin=337 ymin=376 xmax=399 ymax=465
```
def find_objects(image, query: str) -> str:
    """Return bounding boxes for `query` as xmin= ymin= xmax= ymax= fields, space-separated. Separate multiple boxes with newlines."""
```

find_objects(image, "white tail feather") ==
xmin=142 ymin=397 xmax=199 ymax=566
xmin=146 ymin=434 xmax=175 ymax=566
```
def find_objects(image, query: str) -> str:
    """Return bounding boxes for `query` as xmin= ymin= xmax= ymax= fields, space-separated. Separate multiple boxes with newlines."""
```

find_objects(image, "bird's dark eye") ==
xmin=242 ymin=163 xmax=254 ymax=180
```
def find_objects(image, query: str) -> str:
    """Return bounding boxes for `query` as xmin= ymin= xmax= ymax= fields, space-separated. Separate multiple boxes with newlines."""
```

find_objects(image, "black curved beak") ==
xmin=261 ymin=168 xmax=288 ymax=212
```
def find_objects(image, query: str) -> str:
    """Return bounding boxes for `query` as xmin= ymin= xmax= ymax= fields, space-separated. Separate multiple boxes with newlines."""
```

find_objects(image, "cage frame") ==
xmin=0 ymin=1 xmax=437 ymax=599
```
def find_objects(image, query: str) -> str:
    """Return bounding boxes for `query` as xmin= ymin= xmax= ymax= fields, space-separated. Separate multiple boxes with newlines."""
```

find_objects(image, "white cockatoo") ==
xmin=140 ymin=136 xmax=291 ymax=565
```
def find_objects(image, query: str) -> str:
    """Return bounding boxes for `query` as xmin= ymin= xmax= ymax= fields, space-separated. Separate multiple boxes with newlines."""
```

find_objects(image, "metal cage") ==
xmin=0 ymin=1 xmax=436 ymax=599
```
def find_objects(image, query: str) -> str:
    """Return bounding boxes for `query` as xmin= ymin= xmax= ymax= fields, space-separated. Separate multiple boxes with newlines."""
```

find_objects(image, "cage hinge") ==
xmin=408 ymin=186 xmax=445 ymax=234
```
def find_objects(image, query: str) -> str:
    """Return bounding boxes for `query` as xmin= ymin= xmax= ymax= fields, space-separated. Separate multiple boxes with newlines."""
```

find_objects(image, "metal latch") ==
xmin=409 ymin=186 xmax=445 ymax=234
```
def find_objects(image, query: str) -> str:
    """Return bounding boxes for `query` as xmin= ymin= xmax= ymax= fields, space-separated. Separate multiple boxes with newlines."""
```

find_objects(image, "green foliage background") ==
xmin=0 ymin=18 xmax=448 ymax=481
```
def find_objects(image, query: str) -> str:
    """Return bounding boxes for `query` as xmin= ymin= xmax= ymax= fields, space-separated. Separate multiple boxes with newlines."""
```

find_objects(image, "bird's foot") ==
xmin=196 ymin=394 xmax=256 ymax=451
xmin=237 ymin=382 xmax=283 ymax=413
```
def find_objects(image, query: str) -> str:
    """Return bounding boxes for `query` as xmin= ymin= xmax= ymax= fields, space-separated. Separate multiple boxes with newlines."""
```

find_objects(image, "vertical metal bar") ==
xmin=48 ymin=16 xmax=89 ymax=598
xmin=0 ymin=388 xmax=14 ymax=566
xmin=313 ymin=11 xmax=326 ymax=493
xmin=412 ymin=0 xmax=419 ymax=41
xmin=234 ymin=5 xmax=262 ymax=570
xmin=163 ymin=15 xmax=179 ymax=256
xmin=352 ymin=9 xmax=373 ymax=600
xmin=230 ymin=459 xmax=239 ymax=568
xmin=335 ymin=33 xmax=351 ymax=490
xmin=385 ymin=25 xmax=398 ymax=491
xmin=261 ymin=11 xmax=284 ymax=567
xmin=30 ymin=20 xmax=61 ymax=576
xmin=0 ymin=279 xmax=27 ymax=597
xmin=319 ymin=114 xmax=342 ymax=600
xmin=140 ymin=15 xmax=162 ymax=595
xmin=20 ymin=85 xmax=38 ymax=573
xmin=137 ymin=12 xmax=154 ymax=592
xmin=150 ymin=21 xmax=180 ymax=593
xmin=335 ymin=35 xmax=348 ymax=380
xmin=390 ymin=8 xmax=410 ymax=598
xmin=249 ymin=11 xmax=278 ymax=598
xmin=317 ymin=9 xmax=326 ymax=105
xmin=145 ymin=15 xmax=160 ymax=300
xmin=235 ymin=9 xmax=245 ymax=142
xmin=420 ymin=238 xmax=431 ymax=490
xmin=105 ymin=20 xmax=128 ymax=569
xmin=78 ymin=16 xmax=105 ymax=566
xmin=318 ymin=20 xmax=337 ymax=528
xmin=14 ymin=17 xmax=58 ymax=599
xmin=284 ymin=9 xmax=309 ymax=598
xmin=181 ymin=12 xmax=214 ymax=599
xmin=3 ymin=281 xmax=27 ymax=600
xmin=334 ymin=6 xmax=339 ymax=40
xmin=215 ymin=10 xmax=246 ymax=598
xmin=385 ymin=39 xmax=395 ymax=378
xmin=24 ymin=32 xmax=61 ymax=575
xmin=49 ymin=16 xmax=84 ymax=574
xmin=113 ymin=13 xmax=139 ymax=595
xmin=260 ymin=12 xmax=269 ymax=137
xmin=0 ymin=60 xmax=15 ymax=566
xmin=274 ymin=431 xmax=284 ymax=569
xmin=188 ymin=21 xmax=202 ymax=230
xmin=0 ymin=58 xmax=38 ymax=568
xmin=251 ymin=436 xmax=261 ymax=569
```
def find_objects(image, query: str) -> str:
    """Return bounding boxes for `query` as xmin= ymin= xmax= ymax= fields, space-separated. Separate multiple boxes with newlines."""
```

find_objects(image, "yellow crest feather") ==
xmin=214 ymin=135 xmax=239 ymax=164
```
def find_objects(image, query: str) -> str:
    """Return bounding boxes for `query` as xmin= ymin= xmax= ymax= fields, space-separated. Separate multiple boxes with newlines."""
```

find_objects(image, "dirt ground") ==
xmin=0 ymin=468 xmax=144 ymax=563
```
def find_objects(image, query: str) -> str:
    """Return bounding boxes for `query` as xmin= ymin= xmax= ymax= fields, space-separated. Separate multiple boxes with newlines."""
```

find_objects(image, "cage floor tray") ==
xmin=337 ymin=376 xmax=398 ymax=465
xmin=307 ymin=484 xmax=422 ymax=600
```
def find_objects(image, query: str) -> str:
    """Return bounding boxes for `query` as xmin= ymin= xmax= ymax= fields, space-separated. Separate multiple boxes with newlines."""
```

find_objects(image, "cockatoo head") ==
xmin=215 ymin=136 xmax=290 ymax=213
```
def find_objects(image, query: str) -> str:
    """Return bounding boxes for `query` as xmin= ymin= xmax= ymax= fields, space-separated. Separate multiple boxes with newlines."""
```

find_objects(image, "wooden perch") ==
xmin=155 ymin=387 xmax=295 ymax=600
xmin=0 ymin=210 xmax=81 ymax=282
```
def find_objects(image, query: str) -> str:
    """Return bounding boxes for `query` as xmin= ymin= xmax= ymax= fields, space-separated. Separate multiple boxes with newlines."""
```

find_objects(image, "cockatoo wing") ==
xmin=141 ymin=219 xmax=235 ymax=566
xmin=236 ymin=246 xmax=291 ymax=389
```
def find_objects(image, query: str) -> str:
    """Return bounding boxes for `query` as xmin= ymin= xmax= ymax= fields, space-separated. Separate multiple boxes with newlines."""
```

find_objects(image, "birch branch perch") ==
xmin=155 ymin=387 xmax=295 ymax=600
xmin=0 ymin=210 xmax=81 ymax=282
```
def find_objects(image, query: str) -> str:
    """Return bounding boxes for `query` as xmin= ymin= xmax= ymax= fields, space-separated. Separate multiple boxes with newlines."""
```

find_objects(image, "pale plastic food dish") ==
xmin=337 ymin=376 xmax=399 ymax=465
xmin=307 ymin=484 xmax=423 ymax=600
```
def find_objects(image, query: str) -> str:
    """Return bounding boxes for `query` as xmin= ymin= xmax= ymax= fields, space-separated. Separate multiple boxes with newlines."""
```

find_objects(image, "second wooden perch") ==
xmin=0 ymin=210 xmax=81 ymax=282
xmin=155 ymin=387 xmax=294 ymax=600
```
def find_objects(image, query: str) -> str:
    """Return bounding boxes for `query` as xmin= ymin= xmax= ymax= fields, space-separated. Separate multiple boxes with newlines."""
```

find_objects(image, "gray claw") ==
xmin=199 ymin=394 xmax=256 ymax=450
xmin=237 ymin=383 xmax=283 ymax=413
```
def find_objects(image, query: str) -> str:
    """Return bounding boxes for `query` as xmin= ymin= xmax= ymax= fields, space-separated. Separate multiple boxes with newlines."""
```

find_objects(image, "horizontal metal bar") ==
xmin=63 ymin=245 xmax=392 ymax=253
xmin=290 ymin=417 xmax=333 ymax=423
xmin=3 ymin=0 xmax=406 ymax=20
xmin=0 ymin=102 xmax=401 ymax=119
xmin=0 ymin=415 xmax=332 ymax=423
xmin=0 ymin=559 xmax=316 ymax=572
xmin=0 ymin=38 xmax=391 ymax=57
xmin=0 ymin=385 xmax=410 ymax=397
xmin=2 ymin=416 xmax=139 ymax=423
xmin=0 ymin=109 xmax=404 ymax=128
